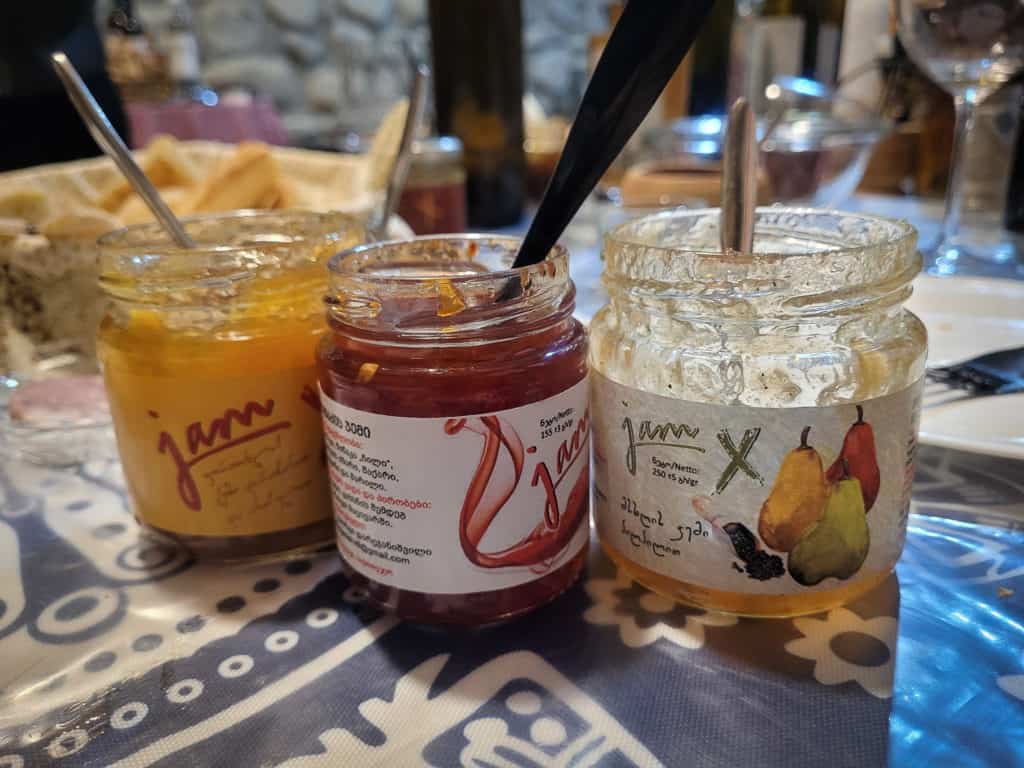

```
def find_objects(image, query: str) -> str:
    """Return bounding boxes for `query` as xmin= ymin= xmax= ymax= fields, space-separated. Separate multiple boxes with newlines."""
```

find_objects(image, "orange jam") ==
xmin=97 ymin=211 xmax=366 ymax=560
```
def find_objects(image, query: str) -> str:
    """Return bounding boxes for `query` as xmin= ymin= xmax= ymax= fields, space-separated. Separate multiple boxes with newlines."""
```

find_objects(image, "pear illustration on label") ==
xmin=758 ymin=426 xmax=828 ymax=552
xmin=788 ymin=460 xmax=870 ymax=586
xmin=825 ymin=404 xmax=880 ymax=512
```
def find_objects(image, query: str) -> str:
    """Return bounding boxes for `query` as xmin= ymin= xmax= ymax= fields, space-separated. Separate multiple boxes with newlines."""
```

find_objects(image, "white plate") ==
xmin=908 ymin=275 xmax=1024 ymax=460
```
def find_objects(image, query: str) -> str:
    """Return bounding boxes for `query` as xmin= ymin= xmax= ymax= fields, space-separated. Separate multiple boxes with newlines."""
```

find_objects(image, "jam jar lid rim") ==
xmin=605 ymin=206 xmax=917 ymax=261
xmin=98 ymin=209 xmax=363 ymax=256
xmin=327 ymin=234 xmax=569 ymax=283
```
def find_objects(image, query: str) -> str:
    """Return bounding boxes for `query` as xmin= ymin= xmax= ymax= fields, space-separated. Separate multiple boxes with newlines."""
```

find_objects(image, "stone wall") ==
xmin=100 ymin=0 xmax=607 ymax=144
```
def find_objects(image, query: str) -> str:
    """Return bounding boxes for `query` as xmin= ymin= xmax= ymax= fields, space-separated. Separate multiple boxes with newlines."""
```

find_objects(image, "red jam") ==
xmin=317 ymin=236 xmax=589 ymax=624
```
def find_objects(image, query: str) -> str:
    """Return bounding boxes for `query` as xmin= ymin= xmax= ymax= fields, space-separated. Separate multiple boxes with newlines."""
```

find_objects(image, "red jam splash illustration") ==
xmin=446 ymin=411 xmax=589 ymax=571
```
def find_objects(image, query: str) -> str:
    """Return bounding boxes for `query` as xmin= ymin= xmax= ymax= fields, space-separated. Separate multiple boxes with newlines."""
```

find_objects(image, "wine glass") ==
xmin=896 ymin=0 xmax=1024 ymax=274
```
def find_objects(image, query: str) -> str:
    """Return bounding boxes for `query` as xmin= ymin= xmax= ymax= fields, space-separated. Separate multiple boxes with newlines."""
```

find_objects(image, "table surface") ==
xmin=1 ymin=196 xmax=1023 ymax=767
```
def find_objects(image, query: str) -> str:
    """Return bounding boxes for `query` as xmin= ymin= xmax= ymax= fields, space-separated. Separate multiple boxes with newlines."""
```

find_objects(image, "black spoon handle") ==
xmin=512 ymin=0 xmax=717 ymax=269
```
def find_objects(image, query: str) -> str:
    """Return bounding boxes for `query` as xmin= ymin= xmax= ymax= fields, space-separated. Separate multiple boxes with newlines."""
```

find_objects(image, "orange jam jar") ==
xmin=97 ymin=211 xmax=366 ymax=560
xmin=317 ymin=236 xmax=590 ymax=624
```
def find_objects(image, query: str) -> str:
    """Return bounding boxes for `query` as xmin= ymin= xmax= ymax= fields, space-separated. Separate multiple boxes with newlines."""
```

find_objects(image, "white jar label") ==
xmin=320 ymin=379 xmax=590 ymax=594
xmin=591 ymin=371 xmax=923 ymax=594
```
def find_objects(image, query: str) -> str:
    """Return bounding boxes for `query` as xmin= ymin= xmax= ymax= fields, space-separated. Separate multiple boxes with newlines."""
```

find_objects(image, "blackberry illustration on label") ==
xmin=691 ymin=496 xmax=785 ymax=581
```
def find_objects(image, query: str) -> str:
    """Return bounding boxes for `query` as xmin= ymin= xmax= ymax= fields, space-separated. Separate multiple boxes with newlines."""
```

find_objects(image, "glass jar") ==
xmin=318 ymin=236 xmax=589 ymax=624
xmin=396 ymin=136 xmax=468 ymax=235
xmin=589 ymin=208 xmax=926 ymax=617
xmin=97 ymin=211 xmax=367 ymax=560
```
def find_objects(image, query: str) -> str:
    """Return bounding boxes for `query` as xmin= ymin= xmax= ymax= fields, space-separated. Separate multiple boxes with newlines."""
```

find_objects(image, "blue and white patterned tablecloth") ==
xmin=2 ymin=193 xmax=1023 ymax=767
xmin=0 ymin=419 xmax=1022 ymax=767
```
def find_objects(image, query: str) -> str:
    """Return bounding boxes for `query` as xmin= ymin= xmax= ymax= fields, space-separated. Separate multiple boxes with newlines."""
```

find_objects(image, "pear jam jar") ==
xmin=589 ymin=208 xmax=926 ymax=617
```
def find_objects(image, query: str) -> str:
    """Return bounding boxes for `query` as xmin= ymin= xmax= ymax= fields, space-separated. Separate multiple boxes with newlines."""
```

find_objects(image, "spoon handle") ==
xmin=512 ymin=0 xmax=716 ymax=269
xmin=50 ymin=52 xmax=195 ymax=248
xmin=372 ymin=64 xmax=430 ymax=238
xmin=720 ymin=98 xmax=757 ymax=254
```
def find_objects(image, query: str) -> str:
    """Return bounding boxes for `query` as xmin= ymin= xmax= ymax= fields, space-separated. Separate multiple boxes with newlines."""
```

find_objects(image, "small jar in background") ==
xmin=589 ymin=208 xmax=926 ymax=618
xmin=318 ymin=236 xmax=589 ymax=624
xmin=396 ymin=136 xmax=467 ymax=235
xmin=97 ymin=211 xmax=366 ymax=560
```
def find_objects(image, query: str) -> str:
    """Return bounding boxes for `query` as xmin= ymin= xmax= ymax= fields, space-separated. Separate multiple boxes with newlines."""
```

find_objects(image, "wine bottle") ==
xmin=689 ymin=0 xmax=736 ymax=115
xmin=428 ymin=0 xmax=526 ymax=228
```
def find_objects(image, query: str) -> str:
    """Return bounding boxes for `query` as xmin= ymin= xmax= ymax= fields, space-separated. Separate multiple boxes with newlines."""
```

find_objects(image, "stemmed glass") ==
xmin=896 ymin=0 xmax=1024 ymax=274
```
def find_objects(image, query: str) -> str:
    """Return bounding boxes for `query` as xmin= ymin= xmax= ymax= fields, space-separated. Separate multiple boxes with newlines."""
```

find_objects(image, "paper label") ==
xmin=106 ymin=365 xmax=330 ymax=537
xmin=320 ymin=378 xmax=590 ymax=594
xmin=592 ymin=371 xmax=922 ymax=594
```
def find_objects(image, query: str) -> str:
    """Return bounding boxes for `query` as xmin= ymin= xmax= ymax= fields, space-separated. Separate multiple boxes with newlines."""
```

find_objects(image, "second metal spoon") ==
xmin=51 ymin=51 xmax=195 ymax=248
xmin=369 ymin=63 xmax=430 ymax=239
xmin=720 ymin=97 xmax=758 ymax=254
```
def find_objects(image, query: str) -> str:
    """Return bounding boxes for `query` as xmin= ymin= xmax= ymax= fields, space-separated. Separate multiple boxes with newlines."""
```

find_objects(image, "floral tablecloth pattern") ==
xmin=0 ymin=418 xmax=1021 ymax=767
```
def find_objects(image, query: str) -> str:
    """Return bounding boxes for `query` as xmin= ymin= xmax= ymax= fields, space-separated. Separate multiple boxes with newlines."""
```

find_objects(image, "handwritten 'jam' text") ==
xmin=156 ymin=400 xmax=291 ymax=510
xmin=531 ymin=408 xmax=590 ymax=528
xmin=621 ymin=416 xmax=704 ymax=475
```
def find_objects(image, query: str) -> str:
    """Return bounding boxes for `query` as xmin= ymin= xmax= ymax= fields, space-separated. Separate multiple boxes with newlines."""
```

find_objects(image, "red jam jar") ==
xmin=317 ymin=236 xmax=589 ymax=624
xmin=396 ymin=136 xmax=468 ymax=235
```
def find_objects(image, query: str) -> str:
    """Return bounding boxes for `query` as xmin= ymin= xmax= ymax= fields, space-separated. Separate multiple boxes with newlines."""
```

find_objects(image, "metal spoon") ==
xmin=369 ymin=63 xmax=430 ymax=239
xmin=50 ymin=51 xmax=195 ymax=248
xmin=720 ymin=97 xmax=757 ymax=254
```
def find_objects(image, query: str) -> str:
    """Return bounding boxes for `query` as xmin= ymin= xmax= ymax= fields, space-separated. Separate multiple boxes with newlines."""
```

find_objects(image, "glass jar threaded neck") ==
xmin=603 ymin=208 xmax=920 ymax=324
xmin=325 ymin=235 xmax=575 ymax=345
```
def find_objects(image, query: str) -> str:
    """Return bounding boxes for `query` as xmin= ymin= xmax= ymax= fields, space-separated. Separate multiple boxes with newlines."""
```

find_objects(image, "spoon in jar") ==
xmin=719 ymin=97 xmax=758 ymax=254
xmin=50 ymin=51 xmax=196 ymax=248
xmin=508 ymin=0 xmax=716 ymax=273
xmin=368 ymin=63 xmax=430 ymax=239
